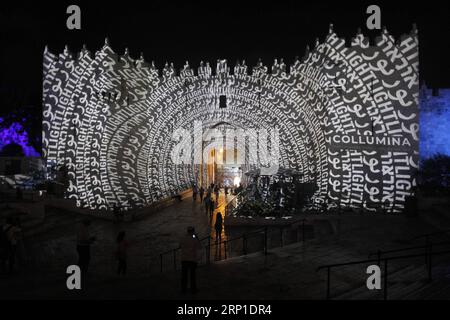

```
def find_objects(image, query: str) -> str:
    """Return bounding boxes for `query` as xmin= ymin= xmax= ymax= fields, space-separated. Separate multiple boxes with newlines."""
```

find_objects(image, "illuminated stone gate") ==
xmin=42 ymin=25 xmax=419 ymax=212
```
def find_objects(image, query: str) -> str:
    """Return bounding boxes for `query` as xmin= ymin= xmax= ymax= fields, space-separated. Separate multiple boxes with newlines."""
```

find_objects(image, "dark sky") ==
xmin=0 ymin=0 xmax=449 ymax=121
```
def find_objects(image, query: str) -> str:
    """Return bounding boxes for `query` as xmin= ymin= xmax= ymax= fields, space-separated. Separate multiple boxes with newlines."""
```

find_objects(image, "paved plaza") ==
xmin=2 ymin=191 xmax=450 ymax=299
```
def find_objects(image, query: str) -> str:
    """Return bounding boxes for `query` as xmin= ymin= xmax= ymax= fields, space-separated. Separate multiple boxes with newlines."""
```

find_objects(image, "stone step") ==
xmin=332 ymin=264 xmax=420 ymax=300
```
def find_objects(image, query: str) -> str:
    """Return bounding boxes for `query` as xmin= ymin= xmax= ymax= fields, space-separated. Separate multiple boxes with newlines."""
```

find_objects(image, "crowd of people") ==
xmin=74 ymin=187 xmax=224 ymax=295
xmin=76 ymin=219 xmax=130 ymax=277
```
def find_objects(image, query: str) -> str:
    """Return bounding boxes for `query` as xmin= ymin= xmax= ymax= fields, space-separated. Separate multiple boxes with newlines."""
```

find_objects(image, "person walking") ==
xmin=209 ymin=198 xmax=215 ymax=220
xmin=76 ymin=219 xmax=96 ymax=274
xmin=179 ymin=226 xmax=201 ymax=294
xmin=214 ymin=212 xmax=223 ymax=243
xmin=206 ymin=186 xmax=212 ymax=199
xmin=192 ymin=185 xmax=198 ymax=202
xmin=214 ymin=185 xmax=220 ymax=204
xmin=115 ymin=231 xmax=128 ymax=276
xmin=204 ymin=197 xmax=211 ymax=214
xmin=199 ymin=186 xmax=205 ymax=203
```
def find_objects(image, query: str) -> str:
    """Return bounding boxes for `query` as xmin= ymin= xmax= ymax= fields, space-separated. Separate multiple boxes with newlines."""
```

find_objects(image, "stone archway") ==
xmin=42 ymin=25 xmax=419 ymax=213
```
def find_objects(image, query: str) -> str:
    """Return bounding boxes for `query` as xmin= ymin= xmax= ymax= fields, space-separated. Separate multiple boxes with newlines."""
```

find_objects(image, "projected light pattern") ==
xmin=42 ymin=26 xmax=419 ymax=212
xmin=0 ymin=118 xmax=40 ymax=157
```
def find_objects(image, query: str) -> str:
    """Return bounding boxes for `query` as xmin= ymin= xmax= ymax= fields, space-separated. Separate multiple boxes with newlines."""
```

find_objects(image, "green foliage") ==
xmin=236 ymin=199 xmax=274 ymax=217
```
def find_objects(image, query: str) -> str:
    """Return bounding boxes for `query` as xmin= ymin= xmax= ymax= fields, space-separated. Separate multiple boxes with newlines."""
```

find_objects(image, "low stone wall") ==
xmin=132 ymin=189 xmax=192 ymax=221
xmin=43 ymin=188 xmax=193 ymax=222
xmin=225 ymin=215 xmax=305 ymax=228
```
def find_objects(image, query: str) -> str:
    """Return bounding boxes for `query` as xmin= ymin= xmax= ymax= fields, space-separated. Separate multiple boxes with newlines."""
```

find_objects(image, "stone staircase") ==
xmin=330 ymin=261 xmax=450 ymax=300
xmin=4 ymin=226 xmax=450 ymax=300
xmin=4 ymin=193 xmax=450 ymax=300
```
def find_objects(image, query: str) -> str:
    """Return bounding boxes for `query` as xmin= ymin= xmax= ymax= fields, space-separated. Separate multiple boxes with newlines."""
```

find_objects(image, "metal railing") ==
xmin=158 ymin=235 xmax=211 ymax=272
xmin=411 ymin=229 xmax=450 ymax=242
xmin=317 ymin=238 xmax=450 ymax=300
xmin=206 ymin=222 xmax=304 ymax=262
xmin=155 ymin=218 xmax=307 ymax=272
xmin=368 ymin=229 xmax=450 ymax=266
xmin=224 ymin=192 xmax=242 ymax=216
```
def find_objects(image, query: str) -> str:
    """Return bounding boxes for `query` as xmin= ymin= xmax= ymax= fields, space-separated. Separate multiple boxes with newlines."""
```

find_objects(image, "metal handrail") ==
xmin=206 ymin=220 xmax=306 ymax=260
xmin=316 ymin=243 xmax=450 ymax=300
xmin=219 ymin=218 xmax=306 ymax=244
xmin=411 ymin=229 xmax=450 ymax=241
xmin=224 ymin=191 xmax=243 ymax=216
xmin=368 ymin=240 xmax=450 ymax=259
xmin=159 ymin=235 xmax=211 ymax=256
xmin=156 ymin=217 xmax=308 ymax=272
xmin=157 ymin=235 xmax=211 ymax=272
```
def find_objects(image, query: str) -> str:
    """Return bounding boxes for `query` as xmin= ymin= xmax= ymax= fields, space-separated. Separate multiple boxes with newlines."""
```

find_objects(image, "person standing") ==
xmin=214 ymin=212 xmax=223 ymax=243
xmin=179 ymin=226 xmax=201 ymax=294
xmin=1 ymin=217 xmax=21 ymax=274
xmin=115 ymin=231 xmax=128 ymax=276
xmin=76 ymin=219 xmax=96 ymax=274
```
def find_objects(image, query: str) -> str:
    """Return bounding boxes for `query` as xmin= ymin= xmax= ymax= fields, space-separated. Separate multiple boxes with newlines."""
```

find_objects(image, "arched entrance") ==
xmin=42 ymin=26 xmax=420 ymax=213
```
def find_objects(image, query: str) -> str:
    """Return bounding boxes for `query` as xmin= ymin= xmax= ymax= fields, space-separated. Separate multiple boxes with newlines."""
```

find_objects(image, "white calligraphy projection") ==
xmin=42 ymin=25 xmax=419 ymax=213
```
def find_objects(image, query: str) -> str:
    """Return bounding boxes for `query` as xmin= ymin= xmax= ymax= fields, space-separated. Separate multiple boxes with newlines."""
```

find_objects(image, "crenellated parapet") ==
xmin=43 ymin=25 xmax=419 ymax=213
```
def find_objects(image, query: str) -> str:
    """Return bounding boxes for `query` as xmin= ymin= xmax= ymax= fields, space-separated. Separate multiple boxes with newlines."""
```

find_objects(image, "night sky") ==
xmin=1 ymin=0 xmax=449 ymax=148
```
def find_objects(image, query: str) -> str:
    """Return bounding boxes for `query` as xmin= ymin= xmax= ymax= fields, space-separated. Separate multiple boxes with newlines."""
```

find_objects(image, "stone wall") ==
xmin=42 ymin=25 xmax=419 ymax=213
xmin=420 ymin=87 xmax=450 ymax=160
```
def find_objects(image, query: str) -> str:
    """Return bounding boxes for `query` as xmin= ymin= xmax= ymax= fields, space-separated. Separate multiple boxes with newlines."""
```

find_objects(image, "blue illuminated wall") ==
xmin=420 ymin=87 xmax=450 ymax=160
xmin=0 ymin=117 xmax=40 ymax=157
